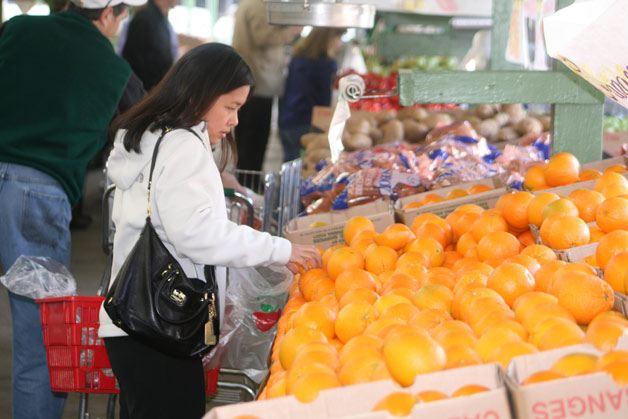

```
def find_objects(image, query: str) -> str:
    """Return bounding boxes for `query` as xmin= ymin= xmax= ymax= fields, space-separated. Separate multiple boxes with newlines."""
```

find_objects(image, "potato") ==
xmin=369 ymin=126 xmax=383 ymax=143
xmin=344 ymin=133 xmax=372 ymax=150
xmin=397 ymin=107 xmax=428 ymax=122
xmin=381 ymin=119 xmax=404 ymax=144
xmin=497 ymin=126 xmax=519 ymax=142
xmin=307 ymin=147 xmax=331 ymax=163
xmin=493 ymin=112 xmax=510 ymax=127
xmin=450 ymin=109 xmax=468 ymax=121
xmin=423 ymin=113 xmax=453 ymax=129
xmin=539 ymin=115 xmax=552 ymax=131
xmin=373 ymin=110 xmax=397 ymax=125
xmin=304 ymin=133 xmax=329 ymax=151
xmin=466 ymin=116 xmax=482 ymax=130
xmin=478 ymin=119 xmax=499 ymax=141
xmin=501 ymin=104 xmax=526 ymax=124
xmin=515 ymin=117 xmax=543 ymax=136
xmin=475 ymin=104 xmax=497 ymax=119
xmin=345 ymin=116 xmax=372 ymax=134
xmin=300 ymin=132 xmax=323 ymax=147
xmin=402 ymin=119 xmax=429 ymax=143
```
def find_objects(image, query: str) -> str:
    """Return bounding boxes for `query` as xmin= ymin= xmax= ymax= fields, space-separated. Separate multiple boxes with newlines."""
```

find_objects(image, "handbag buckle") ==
xmin=170 ymin=288 xmax=187 ymax=306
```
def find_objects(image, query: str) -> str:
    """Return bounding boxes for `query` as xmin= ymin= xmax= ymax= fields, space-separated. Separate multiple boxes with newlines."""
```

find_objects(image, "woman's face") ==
xmin=202 ymin=85 xmax=250 ymax=144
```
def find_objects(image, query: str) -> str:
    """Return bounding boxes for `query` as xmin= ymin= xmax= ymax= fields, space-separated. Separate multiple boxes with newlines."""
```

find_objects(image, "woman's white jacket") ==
xmin=98 ymin=123 xmax=292 ymax=338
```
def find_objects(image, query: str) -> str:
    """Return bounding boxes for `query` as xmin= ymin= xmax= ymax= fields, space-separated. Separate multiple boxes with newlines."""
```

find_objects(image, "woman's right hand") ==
xmin=286 ymin=243 xmax=322 ymax=274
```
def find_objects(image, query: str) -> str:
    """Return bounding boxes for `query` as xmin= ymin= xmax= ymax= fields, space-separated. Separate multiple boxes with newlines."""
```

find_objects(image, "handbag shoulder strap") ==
xmin=146 ymin=126 xmax=206 ymax=218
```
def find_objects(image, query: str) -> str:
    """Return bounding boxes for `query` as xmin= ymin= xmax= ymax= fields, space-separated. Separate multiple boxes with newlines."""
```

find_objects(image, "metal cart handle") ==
xmin=223 ymin=188 xmax=255 ymax=227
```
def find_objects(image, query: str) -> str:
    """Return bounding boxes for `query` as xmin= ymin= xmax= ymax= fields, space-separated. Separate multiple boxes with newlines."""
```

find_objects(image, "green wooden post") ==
xmin=490 ymin=0 xmax=521 ymax=70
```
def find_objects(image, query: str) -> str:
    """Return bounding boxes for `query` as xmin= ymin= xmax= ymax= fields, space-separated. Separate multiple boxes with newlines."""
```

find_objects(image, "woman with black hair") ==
xmin=99 ymin=42 xmax=321 ymax=419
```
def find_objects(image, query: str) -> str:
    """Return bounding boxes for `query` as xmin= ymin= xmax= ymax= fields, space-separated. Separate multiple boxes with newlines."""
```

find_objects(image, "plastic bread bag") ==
xmin=203 ymin=265 xmax=291 ymax=383
xmin=0 ymin=255 xmax=77 ymax=299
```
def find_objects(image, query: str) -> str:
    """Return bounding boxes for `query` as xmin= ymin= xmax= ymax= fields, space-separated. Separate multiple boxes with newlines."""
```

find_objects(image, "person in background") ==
xmin=120 ymin=0 xmax=178 ymax=91
xmin=232 ymin=0 xmax=301 ymax=186
xmin=100 ymin=43 xmax=321 ymax=419
xmin=279 ymin=28 xmax=344 ymax=162
xmin=0 ymin=0 xmax=145 ymax=417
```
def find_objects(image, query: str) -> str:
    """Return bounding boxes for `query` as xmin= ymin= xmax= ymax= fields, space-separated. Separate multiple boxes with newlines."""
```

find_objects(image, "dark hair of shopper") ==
xmin=292 ymin=28 xmax=345 ymax=60
xmin=67 ymin=2 xmax=127 ymax=19
xmin=112 ymin=43 xmax=255 ymax=171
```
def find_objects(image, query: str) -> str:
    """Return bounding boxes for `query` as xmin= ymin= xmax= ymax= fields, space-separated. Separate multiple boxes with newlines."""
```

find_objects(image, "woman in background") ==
xmin=279 ymin=28 xmax=344 ymax=162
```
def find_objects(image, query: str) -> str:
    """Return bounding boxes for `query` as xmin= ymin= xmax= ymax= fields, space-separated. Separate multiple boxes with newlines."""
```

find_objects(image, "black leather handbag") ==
xmin=104 ymin=128 xmax=218 ymax=358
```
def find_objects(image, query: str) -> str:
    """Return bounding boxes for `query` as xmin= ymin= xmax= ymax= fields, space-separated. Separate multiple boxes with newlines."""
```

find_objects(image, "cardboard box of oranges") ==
xmin=506 ymin=340 xmax=628 ymax=419
xmin=204 ymin=363 xmax=512 ymax=419
xmin=396 ymin=178 xmax=506 ymax=225
xmin=284 ymin=200 xmax=395 ymax=249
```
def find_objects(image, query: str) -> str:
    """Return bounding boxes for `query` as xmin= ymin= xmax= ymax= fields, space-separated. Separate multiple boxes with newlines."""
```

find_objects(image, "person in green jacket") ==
xmin=0 ymin=0 xmax=145 ymax=417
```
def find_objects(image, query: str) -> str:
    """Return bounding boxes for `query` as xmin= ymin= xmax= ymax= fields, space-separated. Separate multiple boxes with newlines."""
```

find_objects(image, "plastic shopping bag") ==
xmin=544 ymin=0 xmax=628 ymax=109
xmin=203 ymin=265 xmax=291 ymax=383
xmin=0 ymin=255 xmax=77 ymax=299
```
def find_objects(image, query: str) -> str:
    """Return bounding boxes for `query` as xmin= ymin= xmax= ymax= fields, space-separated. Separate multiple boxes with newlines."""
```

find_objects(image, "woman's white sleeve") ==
xmin=153 ymin=137 xmax=292 ymax=268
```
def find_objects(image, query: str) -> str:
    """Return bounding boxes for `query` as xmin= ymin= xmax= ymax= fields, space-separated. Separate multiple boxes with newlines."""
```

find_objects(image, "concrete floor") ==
xmin=0 ymin=121 xmax=284 ymax=419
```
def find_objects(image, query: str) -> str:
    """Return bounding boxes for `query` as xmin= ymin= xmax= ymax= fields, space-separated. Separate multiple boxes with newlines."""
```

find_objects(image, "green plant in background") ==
xmin=604 ymin=116 xmax=628 ymax=133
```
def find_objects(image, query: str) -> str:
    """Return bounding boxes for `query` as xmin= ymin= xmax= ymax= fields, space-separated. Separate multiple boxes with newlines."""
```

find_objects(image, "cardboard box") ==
xmin=506 ymin=343 xmax=628 ymax=419
xmin=205 ymin=363 xmax=512 ymax=419
xmin=580 ymin=156 xmax=627 ymax=171
xmin=311 ymin=106 xmax=334 ymax=132
xmin=396 ymin=178 xmax=506 ymax=225
xmin=284 ymin=200 xmax=395 ymax=248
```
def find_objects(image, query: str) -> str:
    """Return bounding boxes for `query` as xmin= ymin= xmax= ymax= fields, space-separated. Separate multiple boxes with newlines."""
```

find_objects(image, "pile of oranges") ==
xmin=257 ymin=153 xmax=628 ymax=405
xmin=402 ymin=184 xmax=494 ymax=210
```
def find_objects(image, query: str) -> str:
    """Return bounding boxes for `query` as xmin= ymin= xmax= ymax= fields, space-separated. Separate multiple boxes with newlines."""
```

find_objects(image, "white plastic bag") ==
xmin=203 ymin=265 xmax=291 ymax=383
xmin=544 ymin=0 xmax=628 ymax=109
xmin=0 ymin=256 xmax=77 ymax=299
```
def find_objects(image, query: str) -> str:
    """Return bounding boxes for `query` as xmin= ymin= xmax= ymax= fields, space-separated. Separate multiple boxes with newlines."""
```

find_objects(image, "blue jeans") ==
xmin=0 ymin=162 xmax=71 ymax=419
xmin=279 ymin=125 xmax=311 ymax=162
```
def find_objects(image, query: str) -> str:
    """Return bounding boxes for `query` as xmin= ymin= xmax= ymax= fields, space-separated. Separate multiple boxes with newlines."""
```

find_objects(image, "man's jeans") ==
xmin=0 ymin=162 xmax=71 ymax=419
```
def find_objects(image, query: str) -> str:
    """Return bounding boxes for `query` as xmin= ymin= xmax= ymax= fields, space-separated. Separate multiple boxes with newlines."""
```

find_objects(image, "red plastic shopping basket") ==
xmin=37 ymin=296 xmax=219 ymax=395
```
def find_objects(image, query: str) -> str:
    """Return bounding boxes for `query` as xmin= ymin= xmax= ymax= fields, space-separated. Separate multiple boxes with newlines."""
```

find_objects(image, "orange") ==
xmin=527 ymin=193 xmax=561 ymax=227
xmin=364 ymin=317 xmax=406 ymax=339
xmin=266 ymin=374 xmax=287 ymax=398
xmin=298 ymin=269 xmax=330 ymax=302
xmin=555 ymin=272 xmax=614 ymax=325
xmin=487 ymin=263 xmax=535 ymax=306
xmin=309 ymin=278 xmax=336 ymax=301
xmin=382 ymin=328 xmax=447 ymax=387
xmin=334 ymin=268 xmax=377 ymax=300
xmin=512 ymin=291 xmax=558 ymax=315
xmin=290 ymin=302 xmax=337 ymax=340
xmin=540 ymin=215 xmax=590 ymax=250
xmin=598 ymin=360 xmax=628 ymax=385
xmin=585 ymin=319 xmax=628 ymax=352
xmin=456 ymin=232 xmax=478 ymax=257
xmin=326 ymin=247 xmax=364 ymax=280
xmin=594 ymin=172 xmax=628 ymax=198
xmin=448 ymin=188 xmax=469 ymax=199
xmin=596 ymin=350 xmax=628 ymax=370
xmin=521 ymin=244 xmax=558 ymax=264
xmin=546 ymin=263 xmax=597 ymax=295
xmin=408 ymin=309 xmax=451 ymax=331
xmin=278 ymin=327 xmax=328 ymax=370
xmin=412 ymin=285 xmax=453 ymax=313
xmin=290 ymin=371 xmax=340 ymax=403
xmin=453 ymin=258 xmax=494 ymax=276
xmin=469 ymin=184 xmax=493 ymax=194
xmin=505 ymin=254 xmax=542 ymax=276
xmin=475 ymin=327 xmax=523 ymax=362
xmin=344 ymin=216 xmax=376 ymax=245
xmin=551 ymin=353 xmax=598 ymax=376
xmin=453 ymin=270 xmax=489 ymax=296
xmin=384 ymin=287 xmax=418 ymax=302
xmin=495 ymin=191 xmax=535 ymax=229
xmin=544 ymin=152 xmax=580 ymax=186
xmin=604 ymin=251 xmax=628 ymax=293
xmin=462 ymin=296 xmax=512 ymax=327
xmin=338 ymin=351 xmax=389 ymax=385
xmin=338 ymin=287 xmax=379 ymax=308
xmin=338 ymin=334 xmax=382 ymax=363
xmin=291 ymin=349 xmax=339 ymax=372
xmin=532 ymin=317 xmax=585 ymax=350
xmin=580 ymin=168 xmax=603 ymax=181
xmin=604 ymin=164 xmax=628 ymax=174
xmin=524 ymin=164 xmax=548 ymax=190
xmin=382 ymin=272 xmax=422 ymax=294
xmin=569 ymin=189 xmax=606 ymax=223
xmin=322 ymin=244 xmax=344 ymax=271
xmin=541 ymin=198 xmax=579 ymax=221
xmin=365 ymin=245 xmax=398 ymax=275
xmin=596 ymin=230 xmax=628 ymax=270
xmin=374 ymin=294 xmax=412 ymax=317
xmin=411 ymin=213 xmax=453 ymax=244
xmin=477 ymin=231 xmax=521 ymax=262
xmin=451 ymin=385 xmax=490 ymax=397
xmin=444 ymin=345 xmax=482 ymax=369
xmin=470 ymin=211 xmax=508 ymax=242
xmin=412 ymin=222 xmax=451 ymax=248
xmin=522 ymin=370 xmax=565 ymax=385
xmin=456 ymin=204 xmax=486 ymax=214
xmin=446 ymin=210 xmax=481 ymax=242
xmin=454 ymin=287 xmax=505 ymax=321
xmin=334 ymin=301 xmax=377 ymax=343
xmin=372 ymin=392 xmax=417 ymax=416
xmin=518 ymin=230 xmax=536 ymax=247
xmin=516 ymin=302 xmax=575 ymax=333
xmin=375 ymin=223 xmax=415 ymax=250
xmin=486 ymin=318 xmax=529 ymax=341
xmin=421 ymin=193 xmax=446 ymax=205
xmin=396 ymin=251 xmax=430 ymax=271
xmin=596 ymin=196 xmax=628 ymax=233
xmin=425 ymin=267 xmax=456 ymax=290
xmin=415 ymin=390 xmax=448 ymax=402
xmin=493 ymin=341 xmax=538 ymax=368
xmin=443 ymin=250 xmax=463 ymax=268
xmin=350 ymin=235 xmax=377 ymax=256
xmin=380 ymin=302 xmax=420 ymax=323
xmin=589 ymin=225 xmax=605 ymax=243
xmin=405 ymin=237 xmax=445 ymax=268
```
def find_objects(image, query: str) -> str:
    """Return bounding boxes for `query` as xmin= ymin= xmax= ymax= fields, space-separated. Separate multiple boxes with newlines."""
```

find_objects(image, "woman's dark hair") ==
xmin=67 ymin=3 xmax=127 ymax=20
xmin=112 ymin=43 xmax=255 ymax=171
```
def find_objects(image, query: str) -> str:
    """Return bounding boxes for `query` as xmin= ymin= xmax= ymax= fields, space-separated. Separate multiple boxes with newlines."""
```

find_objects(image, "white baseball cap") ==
xmin=70 ymin=0 xmax=147 ymax=9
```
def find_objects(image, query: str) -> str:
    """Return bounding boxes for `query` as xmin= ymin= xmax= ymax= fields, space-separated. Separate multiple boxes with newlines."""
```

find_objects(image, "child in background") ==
xmin=279 ymin=28 xmax=344 ymax=162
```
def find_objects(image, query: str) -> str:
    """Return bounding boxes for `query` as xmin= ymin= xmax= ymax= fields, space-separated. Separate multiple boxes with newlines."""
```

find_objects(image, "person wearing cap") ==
xmin=0 ymin=0 xmax=145 ymax=417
